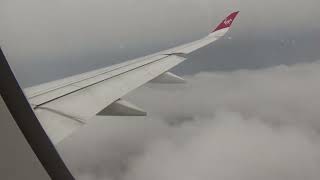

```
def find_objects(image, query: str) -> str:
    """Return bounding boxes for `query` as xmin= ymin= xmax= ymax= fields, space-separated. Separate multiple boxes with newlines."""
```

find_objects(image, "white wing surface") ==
xmin=24 ymin=11 xmax=240 ymax=144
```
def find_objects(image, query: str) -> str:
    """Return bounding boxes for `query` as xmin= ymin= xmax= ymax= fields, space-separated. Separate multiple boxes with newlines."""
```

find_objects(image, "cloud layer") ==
xmin=58 ymin=60 xmax=320 ymax=180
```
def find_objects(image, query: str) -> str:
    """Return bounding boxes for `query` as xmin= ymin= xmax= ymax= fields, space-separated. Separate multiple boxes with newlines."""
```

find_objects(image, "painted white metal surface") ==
xmin=36 ymin=55 xmax=185 ymax=118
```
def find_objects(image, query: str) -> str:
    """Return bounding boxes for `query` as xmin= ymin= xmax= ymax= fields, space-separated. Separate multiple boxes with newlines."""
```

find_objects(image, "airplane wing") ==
xmin=23 ymin=11 xmax=240 ymax=144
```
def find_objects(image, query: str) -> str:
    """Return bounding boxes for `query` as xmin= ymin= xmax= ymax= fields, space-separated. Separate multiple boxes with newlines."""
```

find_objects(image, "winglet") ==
xmin=212 ymin=11 xmax=239 ymax=33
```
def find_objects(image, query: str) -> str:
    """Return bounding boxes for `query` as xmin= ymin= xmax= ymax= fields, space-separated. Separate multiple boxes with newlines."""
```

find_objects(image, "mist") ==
xmin=58 ymin=60 xmax=320 ymax=180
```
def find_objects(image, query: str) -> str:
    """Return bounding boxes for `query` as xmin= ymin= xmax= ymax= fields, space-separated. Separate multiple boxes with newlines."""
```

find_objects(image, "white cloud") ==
xmin=124 ymin=113 xmax=320 ymax=180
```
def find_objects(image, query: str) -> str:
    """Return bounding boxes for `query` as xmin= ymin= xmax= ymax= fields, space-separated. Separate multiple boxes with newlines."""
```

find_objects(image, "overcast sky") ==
xmin=1 ymin=0 xmax=320 ymax=87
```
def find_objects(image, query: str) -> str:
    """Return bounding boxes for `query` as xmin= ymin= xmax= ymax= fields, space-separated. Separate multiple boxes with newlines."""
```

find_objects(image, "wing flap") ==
xmin=150 ymin=72 xmax=186 ymax=84
xmin=35 ymin=107 xmax=83 ymax=144
xmin=97 ymin=99 xmax=147 ymax=116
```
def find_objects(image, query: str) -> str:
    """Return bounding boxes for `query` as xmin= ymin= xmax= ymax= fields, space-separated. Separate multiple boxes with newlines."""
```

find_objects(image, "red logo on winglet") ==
xmin=212 ymin=11 xmax=239 ymax=33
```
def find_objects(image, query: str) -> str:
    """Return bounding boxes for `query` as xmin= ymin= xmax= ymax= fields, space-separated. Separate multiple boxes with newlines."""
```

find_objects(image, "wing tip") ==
xmin=211 ymin=11 xmax=240 ymax=33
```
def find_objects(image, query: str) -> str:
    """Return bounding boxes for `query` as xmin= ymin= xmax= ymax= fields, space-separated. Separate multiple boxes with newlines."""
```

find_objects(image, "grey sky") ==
xmin=1 ymin=0 xmax=320 ymax=87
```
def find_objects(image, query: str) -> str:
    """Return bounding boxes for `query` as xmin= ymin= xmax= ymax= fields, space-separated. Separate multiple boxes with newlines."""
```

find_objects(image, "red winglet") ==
xmin=212 ymin=11 xmax=239 ymax=33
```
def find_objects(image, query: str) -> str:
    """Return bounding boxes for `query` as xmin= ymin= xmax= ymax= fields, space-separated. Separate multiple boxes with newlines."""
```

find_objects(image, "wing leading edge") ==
xmin=23 ymin=11 xmax=239 ymax=144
